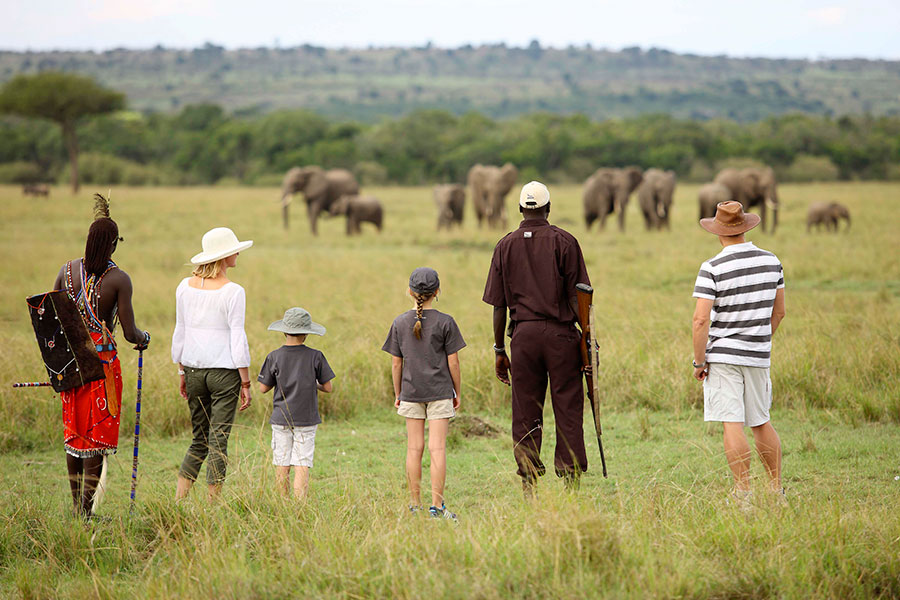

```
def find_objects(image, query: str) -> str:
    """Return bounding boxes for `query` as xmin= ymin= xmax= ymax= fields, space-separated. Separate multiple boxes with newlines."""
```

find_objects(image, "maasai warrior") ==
xmin=51 ymin=194 xmax=150 ymax=517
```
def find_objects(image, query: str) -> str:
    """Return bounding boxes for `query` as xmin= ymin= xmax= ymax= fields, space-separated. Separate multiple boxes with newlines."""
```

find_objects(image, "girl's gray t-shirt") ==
xmin=381 ymin=309 xmax=466 ymax=403
xmin=258 ymin=345 xmax=335 ymax=427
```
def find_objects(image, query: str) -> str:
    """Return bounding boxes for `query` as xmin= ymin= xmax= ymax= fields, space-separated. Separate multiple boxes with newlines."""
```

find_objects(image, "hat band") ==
xmin=715 ymin=217 xmax=745 ymax=227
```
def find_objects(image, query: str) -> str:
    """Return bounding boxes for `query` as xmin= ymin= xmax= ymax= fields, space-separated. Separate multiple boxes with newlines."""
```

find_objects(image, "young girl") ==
xmin=382 ymin=267 xmax=466 ymax=520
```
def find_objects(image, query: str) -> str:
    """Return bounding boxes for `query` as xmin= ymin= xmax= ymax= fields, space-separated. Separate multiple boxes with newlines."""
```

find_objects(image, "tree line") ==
xmin=1 ymin=74 xmax=899 ymax=188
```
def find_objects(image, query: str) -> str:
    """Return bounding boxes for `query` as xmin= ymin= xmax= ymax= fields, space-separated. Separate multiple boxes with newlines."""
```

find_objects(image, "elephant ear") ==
xmin=627 ymin=167 xmax=643 ymax=191
xmin=282 ymin=167 xmax=303 ymax=193
xmin=741 ymin=171 xmax=760 ymax=199
xmin=305 ymin=169 xmax=329 ymax=199
xmin=501 ymin=163 xmax=519 ymax=188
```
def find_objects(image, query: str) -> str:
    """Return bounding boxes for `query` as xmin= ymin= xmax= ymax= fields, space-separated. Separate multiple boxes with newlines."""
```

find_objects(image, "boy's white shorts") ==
xmin=703 ymin=363 xmax=772 ymax=427
xmin=271 ymin=424 xmax=317 ymax=467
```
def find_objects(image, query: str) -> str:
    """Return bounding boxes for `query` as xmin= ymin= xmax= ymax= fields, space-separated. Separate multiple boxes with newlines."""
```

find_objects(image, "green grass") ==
xmin=0 ymin=182 xmax=898 ymax=597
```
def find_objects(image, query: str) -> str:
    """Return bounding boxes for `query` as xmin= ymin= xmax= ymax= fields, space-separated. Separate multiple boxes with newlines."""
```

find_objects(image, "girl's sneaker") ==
xmin=429 ymin=504 xmax=458 ymax=523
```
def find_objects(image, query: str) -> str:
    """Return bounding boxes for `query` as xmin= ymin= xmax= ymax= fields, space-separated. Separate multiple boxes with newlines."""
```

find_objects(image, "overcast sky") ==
xmin=4 ymin=0 xmax=899 ymax=59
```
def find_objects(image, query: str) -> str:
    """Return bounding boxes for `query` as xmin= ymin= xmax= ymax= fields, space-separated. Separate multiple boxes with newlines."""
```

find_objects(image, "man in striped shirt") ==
xmin=692 ymin=201 xmax=786 ymax=507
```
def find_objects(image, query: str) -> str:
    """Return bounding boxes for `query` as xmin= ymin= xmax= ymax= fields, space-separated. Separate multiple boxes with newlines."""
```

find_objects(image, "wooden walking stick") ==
xmin=576 ymin=283 xmax=608 ymax=477
xmin=129 ymin=348 xmax=144 ymax=513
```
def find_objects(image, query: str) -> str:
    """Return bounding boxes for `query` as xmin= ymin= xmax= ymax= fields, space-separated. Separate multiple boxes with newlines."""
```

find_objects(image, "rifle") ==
xmin=576 ymin=283 xmax=607 ymax=477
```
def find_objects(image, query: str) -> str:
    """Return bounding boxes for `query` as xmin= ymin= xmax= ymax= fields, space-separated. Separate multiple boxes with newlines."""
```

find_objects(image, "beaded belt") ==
xmin=96 ymin=343 xmax=116 ymax=353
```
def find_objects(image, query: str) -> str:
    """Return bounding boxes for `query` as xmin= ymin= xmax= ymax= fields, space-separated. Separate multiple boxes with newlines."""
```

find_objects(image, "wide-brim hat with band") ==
xmin=267 ymin=307 xmax=326 ymax=336
xmin=190 ymin=227 xmax=254 ymax=265
xmin=409 ymin=267 xmax=440 ymax=295
xmin=699 ymin=201 xmax=760 ymax=236
xmin=519 ymin=181 xmax=550 ymax=209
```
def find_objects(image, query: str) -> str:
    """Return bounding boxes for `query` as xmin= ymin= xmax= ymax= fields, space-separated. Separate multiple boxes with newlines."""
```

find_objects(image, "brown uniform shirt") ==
xmin=482 ymin=219 xmax=590 ymax=323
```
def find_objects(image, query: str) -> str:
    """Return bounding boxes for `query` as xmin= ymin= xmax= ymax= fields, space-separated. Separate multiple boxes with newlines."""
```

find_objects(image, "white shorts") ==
xmin=703 ymin=363 xmax=772 ymax=427
xmin=271 ymin=424 xmax=317 ymax=467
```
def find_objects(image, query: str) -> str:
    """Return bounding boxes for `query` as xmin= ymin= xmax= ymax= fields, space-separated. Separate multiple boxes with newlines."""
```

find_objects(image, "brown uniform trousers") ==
xmin=511 ymin=319 xmax=588 ymax=480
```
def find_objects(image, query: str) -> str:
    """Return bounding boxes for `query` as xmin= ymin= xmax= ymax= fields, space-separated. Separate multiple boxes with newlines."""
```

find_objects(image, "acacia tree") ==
xmin=0 ymin=72 xmax=124 ymax=192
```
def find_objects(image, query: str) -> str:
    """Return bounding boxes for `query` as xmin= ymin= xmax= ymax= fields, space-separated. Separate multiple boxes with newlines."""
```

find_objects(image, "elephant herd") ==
xmin=279 ymin=163 xmax=849 ymax=236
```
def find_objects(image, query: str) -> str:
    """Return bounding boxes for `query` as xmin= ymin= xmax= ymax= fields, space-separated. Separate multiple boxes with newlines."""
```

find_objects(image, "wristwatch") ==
xmin=692 ymin=359 xmax=707 ymax=368
xmin=492 ymin=344 xmax=506 ymax=354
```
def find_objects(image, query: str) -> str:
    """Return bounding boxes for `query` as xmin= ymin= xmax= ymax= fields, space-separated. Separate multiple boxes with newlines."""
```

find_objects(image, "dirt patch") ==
xmin=452 ymin=415 xmax=502 ymax=438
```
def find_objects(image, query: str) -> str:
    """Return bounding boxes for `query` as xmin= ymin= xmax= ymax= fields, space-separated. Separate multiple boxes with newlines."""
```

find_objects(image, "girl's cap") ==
xmin=409 ymin=267 xmax=440 ymax=295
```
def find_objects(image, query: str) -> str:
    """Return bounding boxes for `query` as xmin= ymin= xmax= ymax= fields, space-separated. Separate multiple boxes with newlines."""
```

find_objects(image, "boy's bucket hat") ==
xmin=409 ymin=267 xmax=440 ymax=295
xmin=267 ymin=307 xmax=326 ymax=336
xmin=519 ymin=181 xmax=550 ymax=209
xmin=191 ymin=227 xmax=253 ymax=265
xmin=699 ymin=201 xmax=760 ymax=236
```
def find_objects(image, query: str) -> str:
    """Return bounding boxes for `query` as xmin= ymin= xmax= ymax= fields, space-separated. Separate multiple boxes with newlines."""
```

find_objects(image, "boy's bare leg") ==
xmin=428 ymin=418 xmax=449 ymax=508
xmin=722 ymin=422 xmax=752 ymax=492
xmin=175 ymin=475 xmax=194 ymax=500
xmin=293 ymin=466 xmax=310 ymax=500
xmin=751 ymin=421 xmax=782 ymax=491
xmin=405 ymin=418 xmax=425 ymax=506
xmin=275 ymin=466 xmax=291 ymax=496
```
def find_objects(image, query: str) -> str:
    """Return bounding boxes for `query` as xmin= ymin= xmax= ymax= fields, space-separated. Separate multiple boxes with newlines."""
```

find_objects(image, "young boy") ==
xmin=258 ymin=307 xmax=335 ymax=500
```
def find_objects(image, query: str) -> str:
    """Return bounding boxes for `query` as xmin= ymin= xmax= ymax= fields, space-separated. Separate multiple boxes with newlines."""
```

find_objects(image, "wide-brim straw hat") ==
xmin=268 ymin=307 xmax=326 ymax=336
xmin=699 ymin=201 xmax=760 ymax=236
xmin=190 ymin=227 xmax=253 ymax=265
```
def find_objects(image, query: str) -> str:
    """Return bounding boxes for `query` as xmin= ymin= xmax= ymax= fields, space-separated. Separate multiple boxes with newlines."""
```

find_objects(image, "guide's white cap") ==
xmin=519 ymin=181 xmax=550 ymax=209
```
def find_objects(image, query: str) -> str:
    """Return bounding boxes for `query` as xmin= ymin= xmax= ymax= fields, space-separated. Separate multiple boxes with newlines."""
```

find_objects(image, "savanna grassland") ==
xmin=0 ymin=182 xmax=898 ymax=599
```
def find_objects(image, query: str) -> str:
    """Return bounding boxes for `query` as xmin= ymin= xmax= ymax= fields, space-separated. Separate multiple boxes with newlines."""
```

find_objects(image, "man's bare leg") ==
xmin=722 ymin=422 xmax=752 ymax=492
xmin=293 ymin=466 xmax=310 ymax=500
xmin=66 ymin=454 xmax=84 ymax=515
xmin=208 ymin=483 xmax=222 ymax=500
xmin=81 ymin=456 xmax=104 ymax=516
xmin=405 ymin=418 xmax=425 ymax=507
xmin=175 ymin=475 xmax=194 ymax=500
xmin=751 ymin=421 xmax=782 ymax=491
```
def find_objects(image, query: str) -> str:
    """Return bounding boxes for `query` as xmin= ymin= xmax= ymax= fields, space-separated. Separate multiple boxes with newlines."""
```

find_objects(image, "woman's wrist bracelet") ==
xmin=241 ymin=381 xmax=252 ymax=389
xmin=178 ymin=369 xmax=185 ymax=376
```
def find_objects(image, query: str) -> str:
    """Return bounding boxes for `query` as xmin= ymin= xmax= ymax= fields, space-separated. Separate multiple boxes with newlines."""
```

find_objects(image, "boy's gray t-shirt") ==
xmin=381 ymin=309 xmax=466 ymax=403
xmin=258 ymin=345 xmax=335 ymax=427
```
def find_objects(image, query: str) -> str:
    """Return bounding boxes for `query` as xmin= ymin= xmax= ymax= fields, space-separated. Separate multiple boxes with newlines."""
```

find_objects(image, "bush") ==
xmin=780 ymin=154 xmax=840 ymax=182
xmin=685 ymin=160 xmax=715 ymax=183
xmin=353 ymin=161 xmax=388 ymax=186
xmin=59 ymin=153 xmax=162 ymax=186
xmin=0 ymin=161 xmax=45 ymax=184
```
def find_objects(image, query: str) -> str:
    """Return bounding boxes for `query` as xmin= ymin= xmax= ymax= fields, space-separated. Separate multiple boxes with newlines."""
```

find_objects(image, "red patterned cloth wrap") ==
xmin=61 ymin=330 xmax=122 ymax=457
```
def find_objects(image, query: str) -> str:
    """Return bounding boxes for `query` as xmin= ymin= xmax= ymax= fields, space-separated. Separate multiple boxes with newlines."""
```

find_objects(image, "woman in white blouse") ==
xmin=172 ymin=227 xmax=253 ymax=500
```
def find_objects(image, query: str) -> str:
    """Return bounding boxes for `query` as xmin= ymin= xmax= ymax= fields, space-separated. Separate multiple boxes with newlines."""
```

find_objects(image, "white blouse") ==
xmin=171 ymin=278 xmax=251 ymax=370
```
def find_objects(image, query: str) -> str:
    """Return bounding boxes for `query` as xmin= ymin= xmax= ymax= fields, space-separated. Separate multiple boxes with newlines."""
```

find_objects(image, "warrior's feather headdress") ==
xmin=93 ymin=192 xmax=111 ymax=220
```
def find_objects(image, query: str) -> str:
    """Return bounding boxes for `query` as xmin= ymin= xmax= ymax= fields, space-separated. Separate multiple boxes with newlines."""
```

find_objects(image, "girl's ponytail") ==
xmin=413 ymin=292 xmax=426 ymax=339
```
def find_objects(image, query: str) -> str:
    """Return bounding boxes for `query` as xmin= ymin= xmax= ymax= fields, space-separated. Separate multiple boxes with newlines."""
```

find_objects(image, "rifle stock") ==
xmin=575 ymin=282 xmax=608 ymax=477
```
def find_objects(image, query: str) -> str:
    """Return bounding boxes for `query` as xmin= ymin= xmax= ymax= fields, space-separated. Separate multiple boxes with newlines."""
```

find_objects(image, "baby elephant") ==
xmin=329 ymin=194 xmax=383 ymax=235
xmin=434 ymin=184 xmax=465 ymax=230
xmin=807 ymin=202 xmax=850 ymax=232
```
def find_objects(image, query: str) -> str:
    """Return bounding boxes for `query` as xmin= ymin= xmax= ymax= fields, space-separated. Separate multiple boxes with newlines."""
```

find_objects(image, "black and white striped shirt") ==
xmin=693 ymin=242 xmax=784 ymax=368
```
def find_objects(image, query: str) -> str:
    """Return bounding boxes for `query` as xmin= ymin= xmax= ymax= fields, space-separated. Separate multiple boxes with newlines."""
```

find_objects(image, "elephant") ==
xmin=713 ymin=167 xmax=779 ymax=233
xmin=807 ymin=202 xmax=850 ymax=232
xmin=279 ymin=166 xmax=360 ymax=234
xmin=434 ymin=184 xmax=465 ymax=230
xmin=637 ymin=169 xmax=676 ymax=230
xmin=328 ymin=194 xmax=383 ymax=235
xmin=698 ymin=182 xmax=733 ymax=220
xmin=467 ymin=163 xmax=518 ymax=229
xmin=582 ymin=166 xmax=643 ymax=232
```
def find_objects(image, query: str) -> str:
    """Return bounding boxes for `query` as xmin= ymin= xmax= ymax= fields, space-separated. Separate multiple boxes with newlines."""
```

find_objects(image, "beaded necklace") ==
xmin=65 ymin=259 xmax=118 ymax=335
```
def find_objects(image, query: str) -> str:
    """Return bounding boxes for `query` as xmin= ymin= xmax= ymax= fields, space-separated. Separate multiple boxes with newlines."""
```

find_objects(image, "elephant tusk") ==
xmin=765 ymin=198 xmax=777 ymax=210
xmin=280 ymin=196 xmax=292 ymax=208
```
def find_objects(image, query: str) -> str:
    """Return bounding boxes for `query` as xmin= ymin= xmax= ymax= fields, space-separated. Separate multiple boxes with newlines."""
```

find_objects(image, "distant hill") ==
xmin=2 ymin=43 xmax=900 ymax=121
